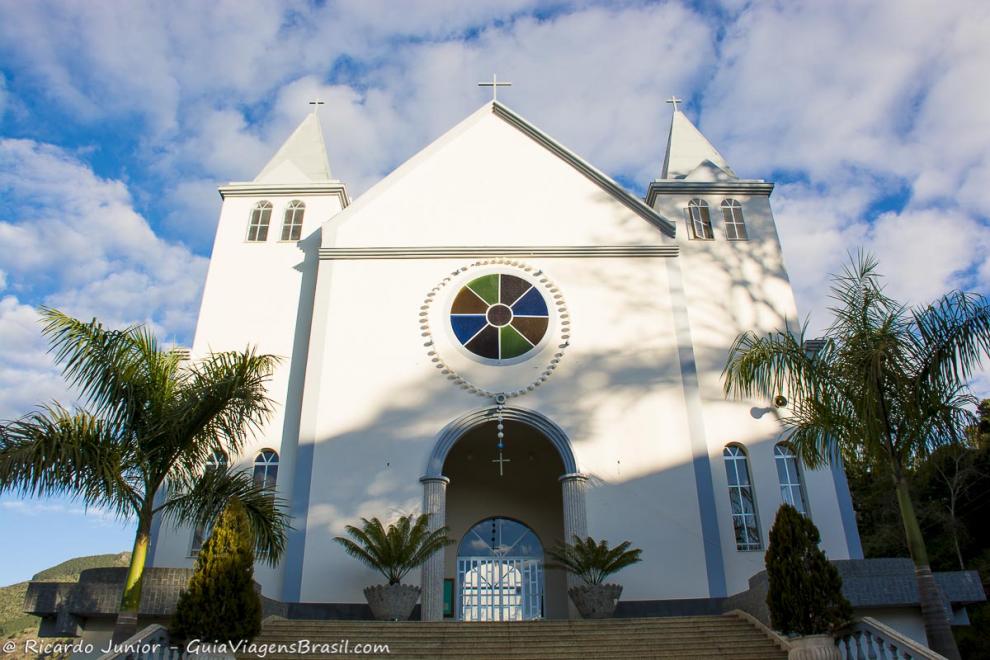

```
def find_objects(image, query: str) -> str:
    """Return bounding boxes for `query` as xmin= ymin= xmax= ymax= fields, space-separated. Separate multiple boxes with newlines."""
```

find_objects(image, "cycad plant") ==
xmin=334 ymin=514 xmax=452 ymax=585
xmin=547 ymin=536 xmax=642 ymax=585
xmin=0 ymin=310 xmax=290 ymax=639
xmin=723 ymin=253 xmax=990 ymax=660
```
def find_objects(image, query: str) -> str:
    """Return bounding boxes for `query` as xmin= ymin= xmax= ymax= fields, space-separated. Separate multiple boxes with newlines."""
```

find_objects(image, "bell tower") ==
xmin=151 ymin=108 xmax=349 ymax=599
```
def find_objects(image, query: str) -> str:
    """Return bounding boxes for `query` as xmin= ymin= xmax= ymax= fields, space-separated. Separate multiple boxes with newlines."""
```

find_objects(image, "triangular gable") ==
xmin=326 ymin=102 xmax=675 ymax=238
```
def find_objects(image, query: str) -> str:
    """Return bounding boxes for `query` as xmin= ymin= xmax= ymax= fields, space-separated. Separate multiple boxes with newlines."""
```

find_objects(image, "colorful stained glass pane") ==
xmin=511 ymin=287 xmax=549 ymax=316
xmin=449 ymin=272 xmax=552 ymax=362
xmin=510 ymin=316 xmax=548 ymax=345
xmin=467 ymin=274 xmax=499 ymax=304
xmin=451 ymin=287 xmax=488 ymax=314
xmin=465 ymin=324 xmax=499 ymax=359
xmin=451 ymin=315 xmax=487 ymax=344
xmin=500 ymin=324 xmax=533 ymax=358
xmin=499 ymin=275 xmax=531 ymax=305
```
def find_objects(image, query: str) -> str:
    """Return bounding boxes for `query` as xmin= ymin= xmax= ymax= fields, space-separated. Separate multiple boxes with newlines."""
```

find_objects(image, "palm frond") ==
xmin=911 ymin=291 xmax=990 ymax=389
xmin=723 ymin=326 xmax=822 ymax=403
xmin=158 ymin=466 xmax=290 ymax=565
xmin=547 ymin=536 xmax=642 ymax=585
xmin=334 ymin=515 xmax=452 ymax=585
xmin=39 ymin=308 xmax=148 ymax=427
xmin=0 ymin=405 xmax=139 ymax=518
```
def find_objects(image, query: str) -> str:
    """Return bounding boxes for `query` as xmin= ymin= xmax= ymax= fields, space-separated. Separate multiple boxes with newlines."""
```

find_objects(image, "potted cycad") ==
xmin=766 ymin=504 xmax=852 ymax=660
xmin=547 ymin=536 xmax=642 ymax=618
xmin=335 ymin=514 xmax=452 ymax=621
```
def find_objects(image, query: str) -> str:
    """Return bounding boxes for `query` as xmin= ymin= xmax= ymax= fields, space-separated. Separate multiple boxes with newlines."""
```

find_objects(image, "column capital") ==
xmin=419 ymin=475 xmax=451 ymax=485
xmin=559 ymin=472 xmax=589 ymax=483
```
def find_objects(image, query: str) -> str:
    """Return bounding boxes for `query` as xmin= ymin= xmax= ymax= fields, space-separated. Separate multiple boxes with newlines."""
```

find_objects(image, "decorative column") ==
xmin=560 ymin=472 xmax=589 ymax=607
xmin=419 ymin=475 xmax=449 ymax=621
xmin=560 ymin=472 xmax=589 ymax=541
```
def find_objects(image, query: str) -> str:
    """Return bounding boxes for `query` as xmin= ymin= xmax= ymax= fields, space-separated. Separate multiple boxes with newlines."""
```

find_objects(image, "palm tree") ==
xmin=723 ymin=253 xmax=990 ymax=660
xmin=0 ymin=309 xmax=290 ymax=640
xmin=334 ymin=514 xmax=452 ymax=585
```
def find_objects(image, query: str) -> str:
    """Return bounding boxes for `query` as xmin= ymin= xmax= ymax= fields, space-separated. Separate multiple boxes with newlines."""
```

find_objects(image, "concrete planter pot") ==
xmin=363 ymin=584 xmax=421 ymax=621
xmin=568 ymin=583 xmax=623 ymax=619
xmin=787 ymin=634 xmax=841 ymax=660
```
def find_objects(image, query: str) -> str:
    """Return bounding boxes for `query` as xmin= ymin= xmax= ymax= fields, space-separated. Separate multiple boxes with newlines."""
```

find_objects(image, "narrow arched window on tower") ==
xmin=281 ymin=200 xmax=306 ymax=241
xmin=686 ymin=199 xmax=714 ymax=240
xmin=721 ymin=199 xmax=748 ymax=240
xmin=723 ymin=444 xmax=762 ymax=551
xmin=253 ymin=449 xmax=279 ymax=490
xmin=247 ymin=201 xmax=273 ymax=242
xmin=774 ymin=443 xmax=808 ymax=515
xmin=191 ymin=450 xmax=228 ymax=555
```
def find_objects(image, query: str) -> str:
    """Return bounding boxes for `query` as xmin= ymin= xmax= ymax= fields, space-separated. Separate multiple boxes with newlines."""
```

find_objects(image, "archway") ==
xmin=457 ymin=517 xmax=544 ymax=621
xmin=420 ymin=407 xmax=587 ymax=621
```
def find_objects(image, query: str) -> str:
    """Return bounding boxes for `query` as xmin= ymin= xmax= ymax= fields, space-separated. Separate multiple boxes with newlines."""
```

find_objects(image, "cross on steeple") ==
xmin=665 ymin=96 xmax=683 ymax=112
xmin=492 ymin=451 xmax=511 ymax=477
xmin=309 ymin=99 xmax=325 ymax=115
xmin=478 ymin=73 xmax=512 ymax=102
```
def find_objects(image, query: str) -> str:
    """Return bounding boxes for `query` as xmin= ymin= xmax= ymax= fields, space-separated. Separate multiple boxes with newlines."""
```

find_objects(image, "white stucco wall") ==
xmin=651 ymin=190 xmax=855 ymax=595
xmin=150 ymin=183 xmax=346 ymax=597
xmin=153 ymin=103 xmax=856 ymax=610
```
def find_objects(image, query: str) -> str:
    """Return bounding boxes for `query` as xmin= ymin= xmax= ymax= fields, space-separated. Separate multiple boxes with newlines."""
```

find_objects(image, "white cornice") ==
xmin=319 ymin=245 xmax=678 ymax=260
xmin=218 ymin=182 xmax=350 ymax=206
xmin=646 ymin=180 xmax=774 ymax=205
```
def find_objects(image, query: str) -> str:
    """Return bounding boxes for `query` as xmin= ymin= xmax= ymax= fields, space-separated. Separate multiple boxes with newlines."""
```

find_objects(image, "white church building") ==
xmin=147 ymin=98 xmax=866 ymax=622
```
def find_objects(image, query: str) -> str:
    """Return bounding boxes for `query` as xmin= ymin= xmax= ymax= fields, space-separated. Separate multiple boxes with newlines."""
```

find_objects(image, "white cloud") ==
xmin=0 ymin=498 xmax=125 ymax=526
xmin=0 ymin=139 xmax=207 ymax=418
xmin=1 ymin=0 xmax=990 ymax=401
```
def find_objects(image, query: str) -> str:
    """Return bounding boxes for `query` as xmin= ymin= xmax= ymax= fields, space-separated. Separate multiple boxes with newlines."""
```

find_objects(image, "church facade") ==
xmin=147 ymin=100 xmax=864 ymax=621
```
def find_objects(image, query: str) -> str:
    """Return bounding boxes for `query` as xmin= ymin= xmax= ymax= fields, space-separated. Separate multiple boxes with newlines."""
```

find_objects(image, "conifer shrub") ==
xmin=170 ymin=499 xmax=262 ymax=644
xmin=765 ymin=504 xmax=852 ymax=636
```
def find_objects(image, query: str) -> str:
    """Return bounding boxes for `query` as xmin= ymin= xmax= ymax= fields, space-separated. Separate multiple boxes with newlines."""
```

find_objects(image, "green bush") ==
xmin=170 ymin=499 xmax=261 ymax=644
xmin=766 ymin=504 xmax=852 ymax=636
xmin=547 ymin=536 xmax=642 ymax=585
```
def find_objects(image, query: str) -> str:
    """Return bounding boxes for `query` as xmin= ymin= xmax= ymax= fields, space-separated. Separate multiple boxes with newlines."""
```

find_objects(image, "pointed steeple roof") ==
xmin=660 ymin=109 xmax=736 ymax=180
xmin=254 ymin=112 xmax=333 ymax=183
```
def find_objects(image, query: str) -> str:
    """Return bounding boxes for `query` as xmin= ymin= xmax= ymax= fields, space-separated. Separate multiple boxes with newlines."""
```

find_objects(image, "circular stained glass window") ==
xmin=449 ymin=273 xmax=549 ymax=361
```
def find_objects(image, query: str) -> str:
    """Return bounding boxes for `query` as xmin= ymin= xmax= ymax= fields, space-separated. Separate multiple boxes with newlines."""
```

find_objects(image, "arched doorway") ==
xmin=420 ymin=407 xmax=587 ymax=621
xmin=457 ymin=517 xmax=544 ymax=621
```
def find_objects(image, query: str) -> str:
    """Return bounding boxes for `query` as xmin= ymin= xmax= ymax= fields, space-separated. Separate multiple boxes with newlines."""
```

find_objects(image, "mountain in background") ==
xmin=0 ymin=552 xmax=130 ymax=638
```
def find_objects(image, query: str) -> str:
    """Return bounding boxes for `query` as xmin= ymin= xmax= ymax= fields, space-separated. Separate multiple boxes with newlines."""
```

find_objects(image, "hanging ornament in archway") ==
xmin=491 ymin=394 xmax=511 ymax=476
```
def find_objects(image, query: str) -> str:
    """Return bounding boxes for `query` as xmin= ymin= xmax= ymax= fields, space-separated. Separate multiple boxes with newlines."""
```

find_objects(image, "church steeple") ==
xmin=660 ymin=105 xmax=736 ymax=181
xmin=254 ymin=110 xmax=334 ymax=184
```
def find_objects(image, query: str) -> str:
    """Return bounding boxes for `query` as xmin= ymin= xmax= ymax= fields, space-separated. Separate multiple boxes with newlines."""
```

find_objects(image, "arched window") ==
xmin=247 ymin=201 xmax=273 ymax=242
xmin=721 ymin=199 xmax=747 ymax=240
xmin=723 ymin=445 xmax=762 ymax=551
xmin=686 ymin=199 xmax=713 ymax=239
xmin=253 ymin=449 xmax=279 ymax=489
xmin=191 ymin=450 xmax=228 ymax=555
xmin=281 ymin=200 xmax=305 ymax=241
xmin=774 ymin=443 xmax=808 ymax=514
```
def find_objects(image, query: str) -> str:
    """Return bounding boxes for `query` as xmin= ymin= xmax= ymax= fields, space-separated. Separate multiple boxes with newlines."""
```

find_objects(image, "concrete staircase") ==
xmin=246 ymin=614 xmax=789 ymax=659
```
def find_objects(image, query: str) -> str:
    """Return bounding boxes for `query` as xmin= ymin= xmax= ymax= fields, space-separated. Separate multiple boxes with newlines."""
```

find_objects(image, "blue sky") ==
xmin=1 ymin=0 xmax=989 ymax=586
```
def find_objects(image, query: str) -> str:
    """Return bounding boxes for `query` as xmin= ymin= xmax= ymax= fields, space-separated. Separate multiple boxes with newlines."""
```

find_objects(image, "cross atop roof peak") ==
xmin=478 ymin=73 xmax=512 ymax=102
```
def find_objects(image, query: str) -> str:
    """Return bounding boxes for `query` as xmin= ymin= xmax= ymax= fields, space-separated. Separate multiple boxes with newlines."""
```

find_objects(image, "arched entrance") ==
xmin=457 ymin=517 xmax=544 ymax=621
xmin=420 ymin=406 xmax=588 ymax=621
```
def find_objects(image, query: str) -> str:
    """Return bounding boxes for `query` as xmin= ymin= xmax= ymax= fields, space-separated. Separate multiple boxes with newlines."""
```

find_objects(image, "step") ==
xmin=242 ymin=615 xmax=788 ymax=660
